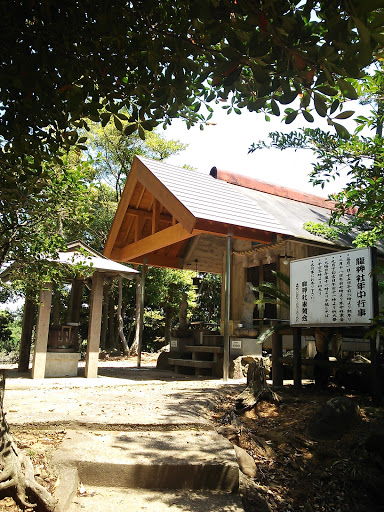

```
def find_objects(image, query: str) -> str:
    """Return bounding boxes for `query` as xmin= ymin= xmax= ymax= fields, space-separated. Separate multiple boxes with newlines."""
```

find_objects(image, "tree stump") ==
xmin=236 ymin=359 xmax=280 ymax=410
xmin=0 ymin=370 xmax=60 ymax=511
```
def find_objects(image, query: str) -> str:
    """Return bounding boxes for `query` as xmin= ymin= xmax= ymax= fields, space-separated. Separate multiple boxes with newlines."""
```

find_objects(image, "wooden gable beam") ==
xmin=152 ymin=199 xmax=160 ymax=234
xmin=104 ymin=166 xmax=138 ymax=257
xmin=135 ymin=158 xmax=196 ymax=233
xmin=126 ymin=207 xmax=173 ymax=224
xmin=129 ymin=254 xmax=183 ymax=269
xmin=111 ymin=223 xmax=199 ymax=262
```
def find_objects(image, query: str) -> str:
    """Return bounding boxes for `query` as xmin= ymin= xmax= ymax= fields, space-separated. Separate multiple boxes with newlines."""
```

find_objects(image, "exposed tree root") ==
xmin=236 ymin=360 xmax=280 ymax=410
xmin=0 ymin=370 xmax=61 ymax=511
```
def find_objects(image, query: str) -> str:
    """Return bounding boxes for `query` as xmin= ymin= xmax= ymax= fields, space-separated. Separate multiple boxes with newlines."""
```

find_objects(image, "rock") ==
xmin=308 ymin=396 xmax=361 ymax=439
xmin=99 ymin=350 xmax=108 ymax=360
xmin=216 ymin=425 xmax=239 ymax=442
xmin=156 ymin=351 xmax=179 ymax=370
xmin=234 ymin=445 xmax=258 ymax=478
xmin=230 ymin=355 xmax=263 ymax=379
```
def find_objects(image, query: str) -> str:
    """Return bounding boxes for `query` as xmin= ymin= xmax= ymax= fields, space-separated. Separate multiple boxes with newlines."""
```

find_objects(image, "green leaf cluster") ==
xmin=303 ymin=222 xmax=340 ymax=242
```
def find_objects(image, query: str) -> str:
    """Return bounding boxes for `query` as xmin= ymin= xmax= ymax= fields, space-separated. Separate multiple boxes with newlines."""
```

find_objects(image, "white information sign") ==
xmin=290 ymin=247 xmax=374 ymax=327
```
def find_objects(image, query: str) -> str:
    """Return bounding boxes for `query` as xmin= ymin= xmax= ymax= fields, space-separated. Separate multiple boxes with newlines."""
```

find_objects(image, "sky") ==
xmin=161 ymin=100 xmax=365 ymax=198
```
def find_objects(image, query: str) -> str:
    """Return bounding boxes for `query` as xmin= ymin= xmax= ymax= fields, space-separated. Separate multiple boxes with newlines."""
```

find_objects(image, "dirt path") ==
xmin=1 ymin=354 xmax=383 ymax=512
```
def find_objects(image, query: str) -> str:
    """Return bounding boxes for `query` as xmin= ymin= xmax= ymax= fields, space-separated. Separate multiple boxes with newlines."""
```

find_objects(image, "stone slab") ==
xmin=45 ymin=352 xmax=81 ymax=378
xmin=68 ymin=486 xmax=245 ymax=512
xmin=53 ymin=429 xmax=239 ymax=492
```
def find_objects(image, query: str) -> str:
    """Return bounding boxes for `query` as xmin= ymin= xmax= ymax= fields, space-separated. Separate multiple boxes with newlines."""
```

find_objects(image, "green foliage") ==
xmin=0 ymin=150 xmax=94 ymax=269
xmin=303 ymin=221 xmax=340 ymax=242
xmin=191 ymin=273 xmax=222 ymax=326
xmin=0 ymin=310 xmax=21 ymax=353
xmin=88 ymin=119 xmax=187 ymax=200
xmin=249 ymin=62 xmax=384 ymax=248
xmin=253 ymin=270 xmax=290 ymax=308
xmin=1 ymin=0 xmax=383 ymax=179
xmin=253 ymin=270 xmax=290 ymax=344
xmin=1 ymin=1 xmax=383 ymax=272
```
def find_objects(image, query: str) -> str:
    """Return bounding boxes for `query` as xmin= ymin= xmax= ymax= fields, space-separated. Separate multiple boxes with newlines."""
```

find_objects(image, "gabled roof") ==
xmin=103 ymin=156 xmax=293 ymax=267
xmin=104 ymin=156 xmax=364 ymax=271
xmin=0 ymin=240 xmax=138 ymax=282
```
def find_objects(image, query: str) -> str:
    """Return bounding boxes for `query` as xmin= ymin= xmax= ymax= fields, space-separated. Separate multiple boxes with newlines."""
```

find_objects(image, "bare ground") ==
xmin=1 ymin=354 xmax=383 ymax=512
xmin=210 ymin=384 xmax=384 ymax=512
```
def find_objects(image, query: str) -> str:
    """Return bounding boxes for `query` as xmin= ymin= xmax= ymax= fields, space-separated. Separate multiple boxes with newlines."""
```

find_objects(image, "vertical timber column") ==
xmin=18 ymin=297 xmax=36 ymax=373
xmin=271 ymin=322 xmax=283 ymax=386
xmin=85 ymin=272 xmax=104 ymax=378
xmin=137 ymin=261 xmax=147 ymax=369
xmin=293 ymin=327 xmax=302 ymax=388
xmin=370 ymin=248 xmax=381 ymax=403
xmin=223 ymin=235 xmax=232 ymax=382
xmin=31 ymin=283 xmax=53 ymax=379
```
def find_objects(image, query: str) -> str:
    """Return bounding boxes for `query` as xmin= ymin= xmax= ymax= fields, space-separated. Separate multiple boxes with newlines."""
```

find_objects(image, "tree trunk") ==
xmin=164 ymin=305 xmax=173 ymax=345
xmin=117 ymin=277 xmax=129 ymax=356
xmin=108 ymin=285 xmax=115 ymax=349
xmin=236 ymin=360 xmax=280 ymax=411
xmin=0 ymin=371 xmax=60 ymax=511
xmin=129 ymin=274 xmax=141 ymax=356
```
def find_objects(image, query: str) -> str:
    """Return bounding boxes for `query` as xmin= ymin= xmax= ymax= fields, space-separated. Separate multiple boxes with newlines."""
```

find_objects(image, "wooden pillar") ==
xmin=223 ymin=235 xmax=232 ymax=382
xmin=85 ymin=272 xmax=104 ymax=378
xmin=293 ymin=327 xmax=302 ymax=388
xmin=137 ymin=262 xmax=147 ymax=369
xmin=31 ymin=283 xmax=53 ymax=379
xmin=68 ymin=278 xmax=83 ymax=324
xmin=370 ymin=332 xmax=382 ymax=404
xmin=370 ymin=248 xmax=382 ymax=403
xmin=18 ymin=297 xmax=36 ymax=373
xmin=271 ymin=325 xmax=283 ymax=386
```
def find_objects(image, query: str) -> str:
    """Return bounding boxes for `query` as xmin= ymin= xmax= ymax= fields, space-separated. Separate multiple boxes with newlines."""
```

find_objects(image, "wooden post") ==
xmin=68 ymin=278 xmax=83 ymax=324
xmin=223 ymin=235 xmax=232 ymax=382
xmin=31 ymin=283 xmax=53 ymax=379
xmin=137 ymin=261 xmax=147 ymax=369
xmin=370 ymin=248 xmax=382 ymax=403
xmin=18 ymin=297 xmax=36 ymax=373
xmin=271 ymin=325 xmax=283 ymax=386
xmin=85 ymin=272 xmax=104 ymax=378
xmin=293 ymin=327 xmax=302 ymax=388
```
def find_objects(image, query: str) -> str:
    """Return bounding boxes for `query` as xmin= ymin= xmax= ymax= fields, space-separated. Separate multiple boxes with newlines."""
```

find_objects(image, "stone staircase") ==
xmin=168 ymin=334 xmax=224 ymax=377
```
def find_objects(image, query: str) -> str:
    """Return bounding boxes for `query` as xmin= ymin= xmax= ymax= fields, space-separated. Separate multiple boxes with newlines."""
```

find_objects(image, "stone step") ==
xmin=53 ymin=429 xmax=239 ymax=493
xmin=68 ymin=487 xmax=245 ymax=512
xmin=185 ymin=345 xmax=224 ymax=354
xmin=168 ymin=358 xmax=216 ymax=369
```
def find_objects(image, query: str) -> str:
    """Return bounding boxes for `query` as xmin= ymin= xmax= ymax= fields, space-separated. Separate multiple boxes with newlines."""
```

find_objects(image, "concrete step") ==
xmin=53 ymin=429 xmax=239 ymax=493
xmin=68 ymin=486 xmax=245 ymax=512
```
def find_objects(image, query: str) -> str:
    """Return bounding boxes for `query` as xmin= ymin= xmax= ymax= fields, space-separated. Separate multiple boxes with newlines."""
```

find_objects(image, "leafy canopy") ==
xmin=1 ymin=0 xmax=384 ymax=178
xmin=249 ymin=65 xmax=384 ymax=247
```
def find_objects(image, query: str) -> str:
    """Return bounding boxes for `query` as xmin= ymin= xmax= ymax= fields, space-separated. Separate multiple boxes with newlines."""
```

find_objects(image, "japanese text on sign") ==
xmin=290 ymin=248 xmax=374 ymax=326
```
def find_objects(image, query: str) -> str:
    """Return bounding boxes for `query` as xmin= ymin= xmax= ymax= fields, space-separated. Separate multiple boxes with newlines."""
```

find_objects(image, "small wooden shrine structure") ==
xmin=104 ymin=156 xmax=379 ymax=381
xmin=1 ymin=241 xmax=138 ymax=379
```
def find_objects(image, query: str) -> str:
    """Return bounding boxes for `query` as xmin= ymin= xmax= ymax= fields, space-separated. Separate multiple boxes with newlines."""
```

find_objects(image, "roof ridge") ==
xmin=213 ymin=169 xmax=336 ymax=210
